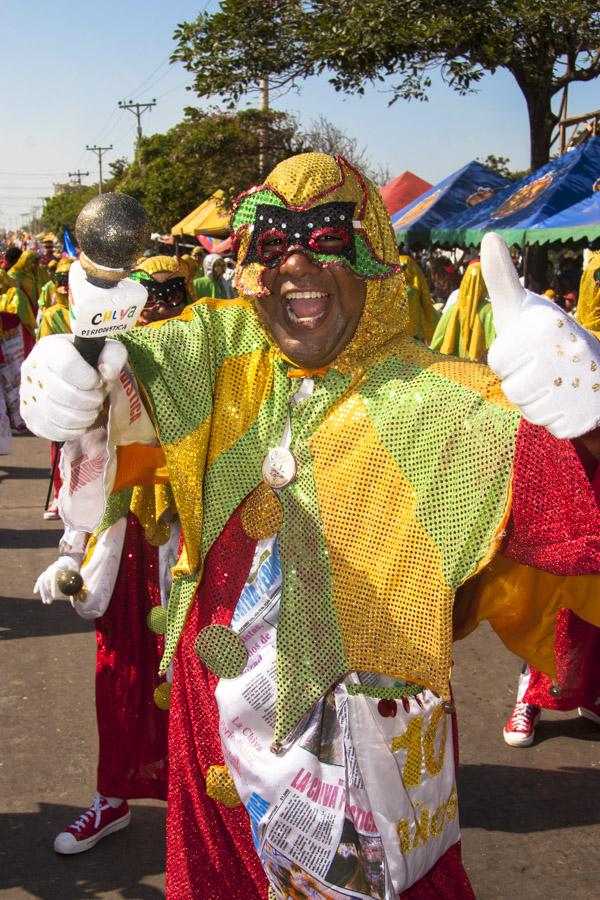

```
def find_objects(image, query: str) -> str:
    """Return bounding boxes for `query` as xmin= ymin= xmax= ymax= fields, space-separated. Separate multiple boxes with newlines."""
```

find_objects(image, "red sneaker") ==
xmin=54 ymin=795 xmax=131 ymax=854
xmin=503 ymin=701 xmax=541 ymax=747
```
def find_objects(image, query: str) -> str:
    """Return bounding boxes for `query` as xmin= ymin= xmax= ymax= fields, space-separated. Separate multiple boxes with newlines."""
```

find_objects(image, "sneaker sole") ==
xmin=578 ymin=707 xmax=600 ymax=725
xmin=54 ymin=809 xmax=131 ymax=855
xmin=503 ymin=713 xmax=541 ymax=748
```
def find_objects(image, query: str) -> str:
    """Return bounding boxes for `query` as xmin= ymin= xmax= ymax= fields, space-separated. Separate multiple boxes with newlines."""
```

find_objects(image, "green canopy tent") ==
xmin=524 ymin=190 xmax=600 ymax=246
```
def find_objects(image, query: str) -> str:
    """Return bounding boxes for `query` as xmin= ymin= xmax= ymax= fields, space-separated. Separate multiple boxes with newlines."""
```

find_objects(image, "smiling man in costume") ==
xmin=21 ymin=154 xmax=600 ymax=899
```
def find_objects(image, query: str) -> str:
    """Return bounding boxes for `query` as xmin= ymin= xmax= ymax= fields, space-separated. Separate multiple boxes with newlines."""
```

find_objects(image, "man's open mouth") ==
xmin=284 ymin=290 xmax=331 ymax=327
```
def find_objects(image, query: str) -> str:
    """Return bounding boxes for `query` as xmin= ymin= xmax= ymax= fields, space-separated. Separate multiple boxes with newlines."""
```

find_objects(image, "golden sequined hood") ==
xmin=133 ymin=255 xmax=182 ymax=278
xmin=576 ymin=251 xmax=600 ymax=337
xmin=231 ymin=153 xmax=409 ymax=372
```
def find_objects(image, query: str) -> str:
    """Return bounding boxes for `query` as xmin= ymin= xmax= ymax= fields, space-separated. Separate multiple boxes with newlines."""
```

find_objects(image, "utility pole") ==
xmin=258 ymin=77 xmax=269 ymax=178
xmin=68 ymin=169 xmax=90 ymax=186
xmin=118 ymin=99 xmax=157 ymax=148
xmin=86 ymin=145 xmax=113 ymax=194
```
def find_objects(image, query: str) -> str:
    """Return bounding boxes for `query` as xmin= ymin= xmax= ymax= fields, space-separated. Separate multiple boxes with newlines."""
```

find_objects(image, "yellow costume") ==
xmin=430 ymin=260 xmax=496 ymax=360
xmin=399 ymin=254 xmax=440 ymax=342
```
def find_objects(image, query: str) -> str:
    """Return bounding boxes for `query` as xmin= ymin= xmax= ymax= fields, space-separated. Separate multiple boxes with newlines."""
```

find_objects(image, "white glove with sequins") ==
xmin=481 ymin=232 xmax=600 ymax=439
xmin=20 ymin=335 xmax=127 ymax=442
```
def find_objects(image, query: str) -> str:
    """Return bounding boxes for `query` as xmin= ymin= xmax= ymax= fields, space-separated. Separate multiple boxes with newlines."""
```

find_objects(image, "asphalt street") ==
xmin=1 ymin=435 xmax=599 ymax=900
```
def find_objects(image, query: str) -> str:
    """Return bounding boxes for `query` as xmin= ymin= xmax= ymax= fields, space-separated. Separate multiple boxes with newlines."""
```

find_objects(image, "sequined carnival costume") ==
xmin=101 ymin=155 xmax=599 ymax=897
xmin=502 ymin=250 xmax=600 ymax=732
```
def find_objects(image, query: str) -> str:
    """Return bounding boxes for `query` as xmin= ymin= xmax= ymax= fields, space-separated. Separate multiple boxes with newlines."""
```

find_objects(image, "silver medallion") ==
xmin=262 ymin=447 xmax=297 ymax=489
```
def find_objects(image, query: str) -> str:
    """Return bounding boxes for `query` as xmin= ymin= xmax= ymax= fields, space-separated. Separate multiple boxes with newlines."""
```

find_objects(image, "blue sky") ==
xmin=2 ymin=1 xmax=599 ymax=230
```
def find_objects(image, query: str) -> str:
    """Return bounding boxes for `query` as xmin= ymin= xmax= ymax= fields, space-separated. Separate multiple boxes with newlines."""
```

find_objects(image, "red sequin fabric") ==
xmin=503 ymin=420 xmax=600 ymax=574
xmin=505 ymin=423 xmax=600 ymax=711
xmin=95 ymin=512 xmax=168 ymax=800
xmin=523 ymin=609 xmax=600 ymax=710
xmin=400 ymin=841 xmax=475 ymax=899
xmin=166 ymin=503 xmax=269 ymax=900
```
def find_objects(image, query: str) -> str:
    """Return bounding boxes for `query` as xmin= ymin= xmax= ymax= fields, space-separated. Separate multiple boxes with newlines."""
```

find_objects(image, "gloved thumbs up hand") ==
xmin=482 ymin=232 xmax=600 ymax=440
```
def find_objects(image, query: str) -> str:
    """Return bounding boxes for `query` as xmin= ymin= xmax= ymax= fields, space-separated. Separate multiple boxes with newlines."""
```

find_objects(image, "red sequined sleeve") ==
xmin=502 ymin=419 xmax=600 ymax=575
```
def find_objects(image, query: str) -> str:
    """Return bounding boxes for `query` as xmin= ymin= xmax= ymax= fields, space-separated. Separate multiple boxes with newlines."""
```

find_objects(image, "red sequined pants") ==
xmin=95 ymin=513 xmax=169 ymax=800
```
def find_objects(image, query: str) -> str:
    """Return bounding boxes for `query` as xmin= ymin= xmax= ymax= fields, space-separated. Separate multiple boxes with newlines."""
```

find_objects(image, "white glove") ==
xmin=34 ymin=555 xmax=82 ymax=605
xmin=20 ymin=334 xmax=127 ymax=442
xmin=482 ymin=233 xmax=600 ymax=440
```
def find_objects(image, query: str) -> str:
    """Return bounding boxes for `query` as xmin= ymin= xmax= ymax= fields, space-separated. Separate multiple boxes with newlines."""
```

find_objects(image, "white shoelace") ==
xmin=508 ymin=701 xmax=537 ymax=731
xmin=72 ymin=794 xmax=105 ymax=832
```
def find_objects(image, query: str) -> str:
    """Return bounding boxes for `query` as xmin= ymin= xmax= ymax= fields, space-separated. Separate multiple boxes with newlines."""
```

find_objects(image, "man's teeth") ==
xmin=285 ymin=291 xmax=328 ymax=300
xmin=285 ymin=290 xmax=329 ymax=323
xmin=287 ymin=307 xmax=326 ymax=323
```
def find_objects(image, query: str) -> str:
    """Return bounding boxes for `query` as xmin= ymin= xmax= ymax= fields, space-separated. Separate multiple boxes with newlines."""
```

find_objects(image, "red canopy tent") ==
xmin=380 ymin=171 xmax=433 ymax=217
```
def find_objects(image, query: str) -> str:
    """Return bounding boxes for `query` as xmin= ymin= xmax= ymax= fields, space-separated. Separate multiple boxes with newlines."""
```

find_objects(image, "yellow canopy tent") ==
xmin=171 ymin=189 xmax=231 ymax=238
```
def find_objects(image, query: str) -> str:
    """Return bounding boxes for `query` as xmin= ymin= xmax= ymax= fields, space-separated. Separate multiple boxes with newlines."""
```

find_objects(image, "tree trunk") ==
xmin=519 ymin=85 xmax=555 ymax=288
xmin=522 ymin=86 xmax=555 ymax=172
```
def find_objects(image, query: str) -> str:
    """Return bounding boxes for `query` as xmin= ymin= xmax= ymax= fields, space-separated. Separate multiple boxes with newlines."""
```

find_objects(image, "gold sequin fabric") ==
xmin=133 ymin=255 xmax=181 ymax=277
xmin=130 ymin=483 xmax=173 ymax=546
xmin=153 ymin=682 xmax=171 ymax=710
xmin=205 ymin=764 xmax=241 ymax=809
xmin=241 ymin=482 xmax=283 ymax=539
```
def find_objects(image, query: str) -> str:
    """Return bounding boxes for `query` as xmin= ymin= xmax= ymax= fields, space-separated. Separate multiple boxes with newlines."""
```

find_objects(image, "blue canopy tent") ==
xmin=391 ymin=160 xmax=509 ymax=246
xmin=525 ymin=189 xmax=600 ymax=246
xmin=432 ymin=137 xmax=600 ymax=248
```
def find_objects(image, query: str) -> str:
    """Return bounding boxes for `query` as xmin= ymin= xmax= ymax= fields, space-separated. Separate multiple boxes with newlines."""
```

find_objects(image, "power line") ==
xmin=124 ymin=54 xmax=171 ymax=99
xmin=155 ymin=79 xmax=190 ymax=101
xmin=0 ymin=171 xmax=67 ymax=177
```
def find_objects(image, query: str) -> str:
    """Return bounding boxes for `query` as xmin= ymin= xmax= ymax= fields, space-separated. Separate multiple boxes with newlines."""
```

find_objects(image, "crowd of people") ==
xmin=4 ymin=151 xmax=600 ymax=898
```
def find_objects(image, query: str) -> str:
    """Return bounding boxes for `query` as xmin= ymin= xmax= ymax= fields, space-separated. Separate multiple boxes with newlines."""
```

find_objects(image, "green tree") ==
xmin=114 ymin=107 xmax=307 ymax=232
xmin=476 ymin=154 xmax=529 ymax=182
xmin=108 ymin=157 xmax=130 ymax=179
xmin=302 ymin=116 xmax=390 ymax=185
xmin=172 ymin=0 xmax=600 ymax=170
xmin=40 ymin=185 xmax=99 ymax=241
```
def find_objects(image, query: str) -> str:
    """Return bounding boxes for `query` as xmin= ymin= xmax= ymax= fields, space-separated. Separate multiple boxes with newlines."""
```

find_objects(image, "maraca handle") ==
xmin=74 ymin=335 xmax=106 ymax=369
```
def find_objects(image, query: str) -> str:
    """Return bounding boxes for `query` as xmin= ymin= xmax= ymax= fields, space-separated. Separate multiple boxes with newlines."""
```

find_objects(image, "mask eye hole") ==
xmin=309 ymin=227 xmax=349 ymax=255
xmin=258 ymin=228 xmax=287 ymax=264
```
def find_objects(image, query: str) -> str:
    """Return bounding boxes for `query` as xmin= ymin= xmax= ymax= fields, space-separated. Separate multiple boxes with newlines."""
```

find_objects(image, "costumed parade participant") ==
xmin=1 ymin=248 xmax=37 ymax=356
xmin=38 ymin=257 xmax=75 ymax=338
xmin=430 ymin=259 xmax=495 ymax=361
xmin=193 ymin=252 xmax=234 ymax=299
xmin=37 ymin=256 xmax=76 ymax=518
xmin=0 ymin=340 xmax=12 ymax=454
xmin=6 ymin=248 xmax=43 ymax=322
xmin=0 ymin=251 xmax=34 ymax=434
xmin=21 ymin=155 xmax=600 ymax=899
xmin=502 ymin=250 xmax=600 ymax=747
xmin=398 ymin=254 xmax=439 ymax=342
xmin=39 ymin=235 xmax=57 ymax=267
xmin=33 ymin=254 xmax=189 ymax=854
xmin=37 ymin=258 xmax=61 ymax=326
